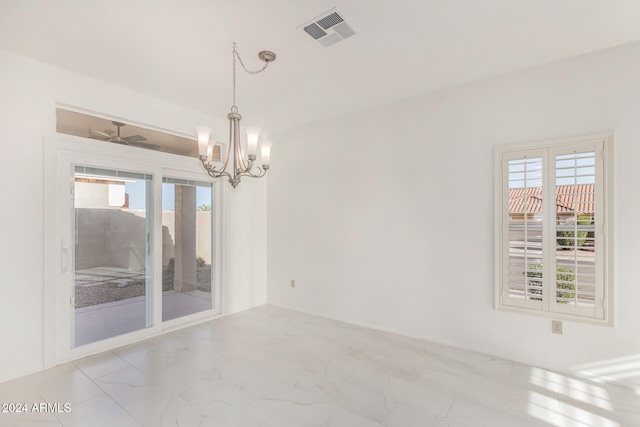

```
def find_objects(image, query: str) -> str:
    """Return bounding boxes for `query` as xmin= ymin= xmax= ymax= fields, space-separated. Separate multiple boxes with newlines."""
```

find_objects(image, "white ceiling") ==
xmin=2 ymin=1 xmax=640 ymax=133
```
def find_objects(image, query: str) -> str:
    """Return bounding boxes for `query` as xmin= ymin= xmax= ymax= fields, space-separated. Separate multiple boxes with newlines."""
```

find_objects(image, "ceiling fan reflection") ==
xmin=90 ymin=121 xmax=160 ymax=150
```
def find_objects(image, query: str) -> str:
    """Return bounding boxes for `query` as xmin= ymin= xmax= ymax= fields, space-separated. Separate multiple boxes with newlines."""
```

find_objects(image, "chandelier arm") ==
xmin=200 ymin=132 xmax=233 ymax=178
xmin=242 ymin=157 xmax=255 ymax=174
xmin=237 ymin=147 xmax=249 ymax=172
xmin=213 ymin=115 xmax=234 ymax=174
xmin=200 ymin=158 xmax=226 ymax=175
xmin=237 ymin=167 xmax=267 ymax=179
xmin=237 ymin=161 xmax=268 ymax=178
xmin=207 ymin=171 xmax=231 ymax=179
xmin=201 ymin=163 xmax=232 ymax=180
xmin=233 ymin=114 xmax=249 ymax=173
xmin=201 ymin=162 xmax=224 ymax=175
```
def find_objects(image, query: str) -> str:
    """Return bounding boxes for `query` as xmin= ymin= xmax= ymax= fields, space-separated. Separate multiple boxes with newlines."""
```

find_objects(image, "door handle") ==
xmin=61 ymin=240 xmax=71 ymax=273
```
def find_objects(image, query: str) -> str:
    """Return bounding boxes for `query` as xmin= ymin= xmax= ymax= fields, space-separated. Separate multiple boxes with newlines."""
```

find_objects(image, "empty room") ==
xmin=2 ymin=1 xmax=640 ymax=426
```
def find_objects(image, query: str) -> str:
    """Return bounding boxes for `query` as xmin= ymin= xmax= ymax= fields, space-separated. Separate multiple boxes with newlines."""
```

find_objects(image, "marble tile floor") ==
xmin=1 ymin=305 xmax=639 ymax=427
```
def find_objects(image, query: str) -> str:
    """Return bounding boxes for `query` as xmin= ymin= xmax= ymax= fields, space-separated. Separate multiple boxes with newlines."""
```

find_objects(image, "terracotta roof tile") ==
xmin=508 ymin=184 xmax=594 ymax=214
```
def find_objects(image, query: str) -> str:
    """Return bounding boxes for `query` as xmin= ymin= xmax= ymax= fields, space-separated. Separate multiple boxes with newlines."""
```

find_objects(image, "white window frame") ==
xmin=494 ymin=133 xmax=614 ymax=325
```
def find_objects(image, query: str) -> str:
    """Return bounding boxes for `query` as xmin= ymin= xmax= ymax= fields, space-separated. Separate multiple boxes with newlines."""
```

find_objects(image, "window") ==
xmin=494 ymin=134 xmax=613 ymax=324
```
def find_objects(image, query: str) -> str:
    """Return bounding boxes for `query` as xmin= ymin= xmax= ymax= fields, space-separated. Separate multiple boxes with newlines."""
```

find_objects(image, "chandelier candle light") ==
xmin=196 ymin=42 xmax=276 ymax=188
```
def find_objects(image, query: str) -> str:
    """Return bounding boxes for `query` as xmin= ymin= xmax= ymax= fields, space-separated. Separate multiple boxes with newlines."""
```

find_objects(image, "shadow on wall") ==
xmin=75 ymin=208 xmax=172 ymax=270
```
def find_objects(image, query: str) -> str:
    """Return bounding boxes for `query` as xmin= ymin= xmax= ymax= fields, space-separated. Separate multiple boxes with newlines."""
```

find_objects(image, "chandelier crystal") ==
xmin=196 ymin=42 xmax=276 ymax=188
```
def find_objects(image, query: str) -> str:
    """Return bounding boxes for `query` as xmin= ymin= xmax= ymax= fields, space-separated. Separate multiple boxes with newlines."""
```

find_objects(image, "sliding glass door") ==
xmin=72 ymin=166 xmax=153 ymax=347
xmin=46 ymin=138 xmax=222 ymax=364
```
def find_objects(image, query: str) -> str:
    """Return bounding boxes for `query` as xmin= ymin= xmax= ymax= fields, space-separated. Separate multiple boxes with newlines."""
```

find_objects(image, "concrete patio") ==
xmin=74 ymin=290 xmax=212 ymax=347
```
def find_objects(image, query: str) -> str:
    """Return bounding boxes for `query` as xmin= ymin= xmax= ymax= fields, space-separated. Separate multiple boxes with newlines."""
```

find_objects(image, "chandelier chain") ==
xmin=232 ymin=42 xmax=270 ymax=107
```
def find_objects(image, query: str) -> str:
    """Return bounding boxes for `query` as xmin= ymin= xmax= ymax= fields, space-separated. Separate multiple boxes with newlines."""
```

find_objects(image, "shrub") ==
xmin=196 ymin=255 xmax=206 ymax=268
xmin=557 ymin=215 xmax=591 ymax=249
xmin=527 ymin=264 xmax=576 ymax=303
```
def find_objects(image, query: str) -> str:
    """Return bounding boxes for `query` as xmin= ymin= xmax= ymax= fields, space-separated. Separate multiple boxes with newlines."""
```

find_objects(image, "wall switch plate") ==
xmin=552 ymin=320 xmax=563 ymax=335
xmin=291 ymin=279 xmax=295 ymax=288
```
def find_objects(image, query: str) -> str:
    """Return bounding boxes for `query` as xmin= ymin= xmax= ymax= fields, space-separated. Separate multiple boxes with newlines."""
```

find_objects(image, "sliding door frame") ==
xmin=44 ymin=135 xmax=225 ymax=367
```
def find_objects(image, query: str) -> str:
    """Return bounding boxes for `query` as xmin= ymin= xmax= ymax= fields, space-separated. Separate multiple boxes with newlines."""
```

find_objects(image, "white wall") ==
xmin=268 ymin=41 xmax=640 ymax=384
xmin=224 ymin=181 xmax=267 ymax=313
xmin=0 ymin=49 xmax=267 ymax=383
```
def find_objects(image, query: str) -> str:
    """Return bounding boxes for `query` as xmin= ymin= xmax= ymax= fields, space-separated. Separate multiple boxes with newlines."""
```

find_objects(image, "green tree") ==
xmin=557 ymin=215 xmax=591 ymax=249
xmin=527 ymin=264 xmax=576 ymax=303
xmin=197 ymin=204 xmax=211 ymax=211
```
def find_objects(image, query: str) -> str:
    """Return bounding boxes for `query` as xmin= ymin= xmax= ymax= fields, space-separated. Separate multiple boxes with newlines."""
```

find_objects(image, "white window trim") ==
xmin=494 ymin=133 xmax=614 ymax=326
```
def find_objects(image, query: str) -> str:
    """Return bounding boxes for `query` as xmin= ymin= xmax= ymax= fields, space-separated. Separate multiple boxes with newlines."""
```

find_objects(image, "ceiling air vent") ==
xmin=300 ymin=8 xmax=357 ymax=47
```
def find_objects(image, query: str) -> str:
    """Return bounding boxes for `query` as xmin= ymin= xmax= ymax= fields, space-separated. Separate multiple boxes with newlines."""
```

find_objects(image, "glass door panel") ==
xmin=72 ymin=166 xmax=153 ymax=347
xmin=162 ymin=178 xmax=214 ymax=321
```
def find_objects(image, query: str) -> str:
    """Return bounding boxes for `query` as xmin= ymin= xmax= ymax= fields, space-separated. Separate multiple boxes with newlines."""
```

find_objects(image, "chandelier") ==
xmin=196 ymin=42 xmax=276 ymax=188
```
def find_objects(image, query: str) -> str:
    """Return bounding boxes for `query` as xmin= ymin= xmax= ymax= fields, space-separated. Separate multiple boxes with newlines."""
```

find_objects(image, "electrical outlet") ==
xmin=291 ymin=279 xmax=295 ymax=288
xmin=552 ymin=320 xmax=563 ymax=335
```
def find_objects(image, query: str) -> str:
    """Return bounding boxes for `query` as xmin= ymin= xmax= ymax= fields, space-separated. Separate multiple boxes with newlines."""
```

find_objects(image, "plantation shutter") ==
xmin=502 ymin=149 xmax=545 ymax=310
xmin=499 ymin=139 xmax=606 ymax=320
xmin=549 ymin=141 xmax=605 ymax=319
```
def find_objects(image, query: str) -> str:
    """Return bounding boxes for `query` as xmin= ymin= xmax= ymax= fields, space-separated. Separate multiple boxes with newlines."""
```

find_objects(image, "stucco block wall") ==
xmin=75 ymin=208 xmax=148 ymax=271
